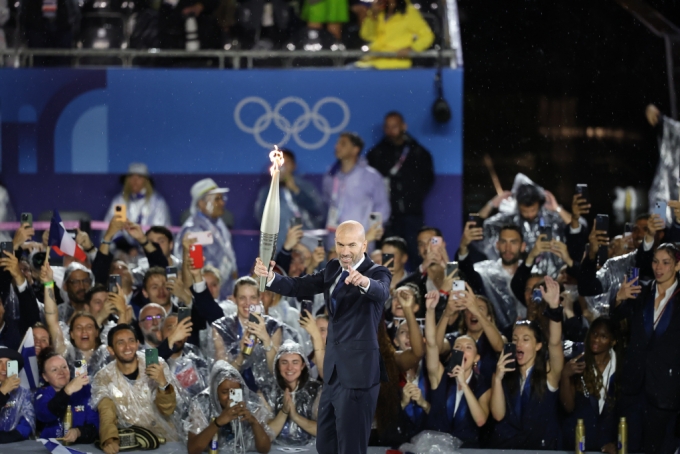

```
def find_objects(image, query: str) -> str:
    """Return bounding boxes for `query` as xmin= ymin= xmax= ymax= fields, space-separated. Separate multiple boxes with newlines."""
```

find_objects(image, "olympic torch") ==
xmin=259 ymin=147 xmax=284 ymax=291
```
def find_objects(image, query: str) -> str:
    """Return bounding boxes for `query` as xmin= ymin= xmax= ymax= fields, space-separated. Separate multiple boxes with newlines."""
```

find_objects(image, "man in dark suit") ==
xmin=254 ymin=220 xmax=391 ymax=454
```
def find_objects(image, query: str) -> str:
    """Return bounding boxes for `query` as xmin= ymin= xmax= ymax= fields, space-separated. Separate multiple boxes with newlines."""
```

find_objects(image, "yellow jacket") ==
xmin=358 ymin=4 xmax=435 ymax=69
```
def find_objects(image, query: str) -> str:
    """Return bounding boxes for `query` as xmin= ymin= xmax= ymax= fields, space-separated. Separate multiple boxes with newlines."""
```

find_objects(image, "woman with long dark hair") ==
xmin=613 ymin=243 xmax=680 ymax=453
xmin=489 ymin=276 xmax=564 ymax=449
xmin=424 ymin=290 xmax=491 ymax=447
xmin=560 ymin=317 xmax=620 ymax=453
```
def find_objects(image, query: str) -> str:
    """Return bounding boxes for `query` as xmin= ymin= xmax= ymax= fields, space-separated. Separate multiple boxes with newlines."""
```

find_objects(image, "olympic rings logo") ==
xmin=234 ymin=96 xmax=351 ymax=150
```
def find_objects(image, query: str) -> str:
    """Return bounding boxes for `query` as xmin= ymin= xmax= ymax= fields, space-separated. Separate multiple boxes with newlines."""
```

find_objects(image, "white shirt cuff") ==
xmin=569 ymin=225 xmax=582 ymax=234
xmin=192 ymin=280 xmax=207 ymax=293
xmin=16 ymin=280 xmax=28 ymax=293
xmin=266 ymin=274 xmax=276 ymax=287
xmin=643 ymin=237 xmax=654 ymax=251
xmin=359 ymin=280 xmax=370 ymax=293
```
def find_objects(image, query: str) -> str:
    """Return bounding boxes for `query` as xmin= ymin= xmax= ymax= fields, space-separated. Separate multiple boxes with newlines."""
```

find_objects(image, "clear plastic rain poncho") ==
xmin=472 ymin=259 xmax=524 ymax=329
xmin=649 ymin=115 xmax=680 ymax=216
xmin=184 ymin=360 xmax=274 ymax=453
xmin=209 ymin=313 xmax=303 ymax=395
xmin=0 ymin=386 xmax=35 ymax=436
xmin=478 ymin=173 xmax=578 ymax=278
xmin=90 ymin=352 xmax=187 ymax=442
xmin=167 ymin=343 xmax=211 ymax=399
xmin=264 ymin=340 xmax=322 ymax=447
xmin=583 ymin=250 xmax=637 ymax=318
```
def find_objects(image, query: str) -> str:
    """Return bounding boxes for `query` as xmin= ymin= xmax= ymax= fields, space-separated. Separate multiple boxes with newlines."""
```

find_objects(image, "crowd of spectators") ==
xmin=1 ymin=0 xmax=440 ymax=67
xmin=0 ymin=108 xmax=678 ymax=454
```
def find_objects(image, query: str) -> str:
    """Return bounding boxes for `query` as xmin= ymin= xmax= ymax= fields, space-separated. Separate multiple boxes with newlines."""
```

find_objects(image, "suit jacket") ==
xmin=269 ymin=253 xmax=391 ymax=389
xmin=611 ymin=280 xmax=680 ymax=410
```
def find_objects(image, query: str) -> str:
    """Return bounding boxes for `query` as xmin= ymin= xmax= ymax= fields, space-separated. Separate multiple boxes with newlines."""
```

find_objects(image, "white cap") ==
xmin=190 ymin=178 xmax=229 ymax=208
xmin=125 ymin=162 xmax=150 ymax=177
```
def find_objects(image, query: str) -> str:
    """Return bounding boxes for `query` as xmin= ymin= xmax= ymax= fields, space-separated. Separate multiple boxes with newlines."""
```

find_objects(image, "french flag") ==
xmin=37 ymin=438 xmax=92 ymax=453
xmin=48 ymin=211 xmax=87 ymax=262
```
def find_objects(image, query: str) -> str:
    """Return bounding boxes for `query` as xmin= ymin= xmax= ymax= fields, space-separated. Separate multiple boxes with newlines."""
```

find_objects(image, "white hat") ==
xmin=125 ymin=162 xmax=150 ymax=177
xmin=190 ymin=178 xmax=229 ymax=208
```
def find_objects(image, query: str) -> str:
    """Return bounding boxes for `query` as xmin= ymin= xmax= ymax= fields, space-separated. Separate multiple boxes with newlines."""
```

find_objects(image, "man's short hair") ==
xmin=417 ymin=226 xmax=443 ymax=237
xmin=146 ymin=226 xmax=173 ymax=244
xmin=635 ymin=213 xmax=650 ymax=222
xmin=499 ymin=225 xmax=524 ymax=242
xmin=143 ymin=266 xmax=166 ymax=290
xmin=384 ymin=111 xmax=404 ymax=122
xmin=107 ymin=323 xmax=137 ymax=348
xmin=281 ymin=148 xmax=296 ymax=164
xmin=85 ymin=284 xmax=108 ymax=305
xmin=233 ymin=276 xmax=259 ymax=298
xmin=516 ymin=184 xmax=545 ymax=207
xmin=340 ymin=132 xmax=364 ymax=153
xmin=382 ymin=236 xmax=408 ymax=255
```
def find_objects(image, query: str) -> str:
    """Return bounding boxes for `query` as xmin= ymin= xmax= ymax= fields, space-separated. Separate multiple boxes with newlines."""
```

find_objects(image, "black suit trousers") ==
xmin=316 ymin=368 xmax=380 ymax=454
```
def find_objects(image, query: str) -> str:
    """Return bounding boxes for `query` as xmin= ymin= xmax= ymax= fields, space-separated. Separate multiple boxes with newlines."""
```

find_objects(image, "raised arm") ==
xmin=394 ymin=287 xmax=425 ymax=372
xmin=424 ymin=290 xmax=445 ymax=389
xmin=460 ymin=284 xmax=503 ymax=352
xmin=542 ymin=276 xmax=564 ymax=388
xmin=435 ymin=294 xmax=460 ymax=354
xmin=40 ymin=258 xmax=66 ymax=355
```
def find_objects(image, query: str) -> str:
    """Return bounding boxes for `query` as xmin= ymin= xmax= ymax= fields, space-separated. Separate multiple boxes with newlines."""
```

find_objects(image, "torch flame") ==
xmin=269 ymin=146 xmax=284 ymax=176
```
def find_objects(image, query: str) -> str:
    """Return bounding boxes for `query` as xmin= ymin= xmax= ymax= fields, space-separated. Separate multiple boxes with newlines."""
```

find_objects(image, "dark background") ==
xmin=457 ymin=0 xmax=673 ymax=227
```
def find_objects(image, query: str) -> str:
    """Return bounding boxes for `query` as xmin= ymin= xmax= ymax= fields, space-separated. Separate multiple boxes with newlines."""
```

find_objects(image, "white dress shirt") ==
xmin=654 ymin=280 xmax=678 ymax=329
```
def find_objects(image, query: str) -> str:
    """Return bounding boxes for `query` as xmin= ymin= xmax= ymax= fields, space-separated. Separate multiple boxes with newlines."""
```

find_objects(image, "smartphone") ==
xmin=596 ymin=214 xmax=609 ymax=232
xmin=0 ymin=242 xmax=13 ymax=257
xmin=571 ymin=342 xmax=586 ymax=363
xmin=229 ymin=388 xmax=243 ymax=406
xmin=165 ymin=266 xmax=178 ymax=279
xmin=6 ymin=360 xmax=18 ymax=378
xmin=289 ymin=217 xmax=302 ymax=228
xmin=652 ymin=201 xmax=668 ymax=226
xmin=430 ymin=236 xmax=443 ymax=246
xmin=539 ymin=225 xmax=552 ymax=241
xmin=108 ymin=275 xmax=122 ymax=293
xmin=74 ymin=360 xmax=87 ymax=377
xmin=628 ymin=267 xmax=640 ymax=298
xmin=531 ymin=288 xmax=542 ymax=303
xmin=446 ymin=261 xmax=458 ymax=277
xmin=452 ymin=280 xmax=465 ymax=292
xmin=79 ymin=219 xmax=91 ymax=234
xmin=187 ymin=231 xmax=214 ymax=246
xmin=300 ymin=300 xmax=313 ymax=318
xmin=20 ymin=213 xmax=32 ymax=228
xmin=503 ymin=343 xmax=517 ymax=369
xmin=178 ymin=306 xmax=191 ymax=324
xmin=445 ymin=349 xmax=465 ymax=374
xmin=468 ymin=213 xmax=482 ymax=228
xmin=317 ymin=237 xmax=324 ymax=248
xmin=382 ymin=253 xmax=395 ymax=267
xmin=369 ymin=212 xmax=382 ymax=226
xmin=145 ymin=348 xmax=159 ymax=366
xmin=575 ymin=184 xmax=589 ymax=204
xmin=189 ymin=244 xmax=204 ymax=269
xmin=114 ymin=204 xmax=127 ymax=222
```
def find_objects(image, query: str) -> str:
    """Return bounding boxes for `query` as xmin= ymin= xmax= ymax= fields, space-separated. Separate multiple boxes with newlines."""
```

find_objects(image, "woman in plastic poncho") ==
xmin=265 ymin=340 xmax=322 ymax=446
xmin=186 ymin=360 xmax=272 ymax=454
xmin=0 ymin=347 xmax=35 ymax=443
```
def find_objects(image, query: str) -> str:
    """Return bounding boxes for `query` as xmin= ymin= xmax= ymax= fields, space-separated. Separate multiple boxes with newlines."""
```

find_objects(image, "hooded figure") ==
xmin=0 ymin=347 xmax=35 ymax=443
xmin=478 ymin=173 xmax=578 ymax=278
xmin=264 ymin=340 xmax=321 ymax=446
xmin=185 ymin=360 xmax=273 ymax=453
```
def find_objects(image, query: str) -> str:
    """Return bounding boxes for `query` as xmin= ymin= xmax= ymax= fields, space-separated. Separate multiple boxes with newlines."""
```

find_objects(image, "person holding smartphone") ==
xmin=612 ymin=243 xmax=680 ymax=453
xmin=264 ymin=340 xmax=322 ymax=446
xmin=424 ymin=290 xmax=491 ymax=447
xmin=0 ymin=347 xmax=34 ymax=443
xmin=34 ymin=348 xmax=98 ymax=444
xmin=186 ymin=360 xmax=271 ymax=454
xmin=91 ymin=324 xmax=182 ymax=453
xmin=559 ymin=318 xmax=620 ymax=453
xmin=489 ymin=276 xmax=564 ymax=450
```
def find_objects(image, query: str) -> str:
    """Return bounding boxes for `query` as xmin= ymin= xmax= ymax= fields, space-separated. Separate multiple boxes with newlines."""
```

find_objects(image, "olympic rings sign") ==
xmin=233 ymin=96 xmax=351 ymax=150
